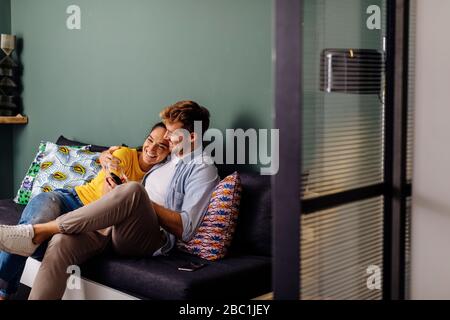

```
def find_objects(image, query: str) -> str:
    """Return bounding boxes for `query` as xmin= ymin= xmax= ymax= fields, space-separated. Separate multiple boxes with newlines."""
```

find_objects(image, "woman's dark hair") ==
xmin=150 ymin=122 xmax=166 ymax=133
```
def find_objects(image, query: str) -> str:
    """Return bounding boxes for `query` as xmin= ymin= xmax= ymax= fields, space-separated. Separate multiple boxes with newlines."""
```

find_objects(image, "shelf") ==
xmin=0 ymin=116 xmax=28 ymax=124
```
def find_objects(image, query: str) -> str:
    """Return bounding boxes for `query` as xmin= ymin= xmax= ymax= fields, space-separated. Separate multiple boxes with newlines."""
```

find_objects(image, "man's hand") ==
xmin=151 ymin=201 xmax=183 ymax=239
xmin=99 ymin=146 xmax=122 ymax=171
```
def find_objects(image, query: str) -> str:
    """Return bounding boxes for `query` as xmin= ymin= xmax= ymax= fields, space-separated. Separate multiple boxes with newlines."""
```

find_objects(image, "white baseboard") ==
xmin=20 ymin=257 xmax=139 ymax=300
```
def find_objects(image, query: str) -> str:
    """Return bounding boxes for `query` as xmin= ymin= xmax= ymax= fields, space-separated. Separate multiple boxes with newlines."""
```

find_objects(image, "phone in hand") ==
xmin=177 ymin=262 xmax=206 ymax=272
xmin=110 ymin=172 xmax=123 ymax=185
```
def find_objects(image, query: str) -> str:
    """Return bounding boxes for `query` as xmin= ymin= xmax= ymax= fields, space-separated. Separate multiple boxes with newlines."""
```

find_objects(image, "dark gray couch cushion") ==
xmin=55 ymin=135 xmax=138 ymax=153
xmin=0 ymin=199 xmax=24 ymax=225
xmin=55 ymin=135 xmax=110 ymax=153
xmin=82 ymin=250 xmax=271 ymax=300
xmin=229 ymin=172 xmax=272 ymax=257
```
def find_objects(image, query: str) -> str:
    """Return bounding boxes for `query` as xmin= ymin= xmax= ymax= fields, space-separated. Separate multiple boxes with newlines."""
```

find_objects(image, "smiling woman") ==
xmin=139 ymin=122 xmax=170 ymax=172
xmin=77 ymin=122 xmax=170 ymax=204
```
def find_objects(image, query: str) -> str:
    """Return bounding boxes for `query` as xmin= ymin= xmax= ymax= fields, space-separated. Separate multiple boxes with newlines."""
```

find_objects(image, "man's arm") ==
xmin=151 ymin=202 xmax=183 ymax=239
xmin=177 ymin=163 xmax=219 ymax=242
xmin=151 ymin=163 xmax=219 ymax=242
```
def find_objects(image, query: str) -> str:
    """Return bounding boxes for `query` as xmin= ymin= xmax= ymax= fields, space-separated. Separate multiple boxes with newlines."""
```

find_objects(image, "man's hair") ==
xmin=159 ymin=100 xmax=210 ymax=134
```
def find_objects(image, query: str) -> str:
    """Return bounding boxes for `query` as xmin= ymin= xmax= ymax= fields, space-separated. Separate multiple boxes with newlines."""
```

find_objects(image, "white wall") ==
xmin=411 ymin=0 xmax=450 ymax=299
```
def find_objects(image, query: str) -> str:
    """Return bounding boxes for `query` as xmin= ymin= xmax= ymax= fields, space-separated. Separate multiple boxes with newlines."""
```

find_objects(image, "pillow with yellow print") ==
xmin=25 ymin=141 xmax=101 ymax=202
xmin=14 ymin=141 xmax=48 ymax=204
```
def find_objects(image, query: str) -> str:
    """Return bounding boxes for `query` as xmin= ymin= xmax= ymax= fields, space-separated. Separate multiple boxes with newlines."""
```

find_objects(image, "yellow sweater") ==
xmin=75 ymin=148 xmax=146 ymax=205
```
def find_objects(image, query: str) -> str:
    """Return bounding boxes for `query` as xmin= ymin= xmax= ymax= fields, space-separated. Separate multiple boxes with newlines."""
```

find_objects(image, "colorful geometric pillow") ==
xmin=177 ymin=172 xmax=242 ymax=261
xmin=14 ymin=141 xmax=102 ymax=205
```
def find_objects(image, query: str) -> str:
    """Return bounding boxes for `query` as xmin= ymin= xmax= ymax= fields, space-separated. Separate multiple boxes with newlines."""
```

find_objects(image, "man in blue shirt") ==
xmin=0 ymin=100 xmax=219 ymax=300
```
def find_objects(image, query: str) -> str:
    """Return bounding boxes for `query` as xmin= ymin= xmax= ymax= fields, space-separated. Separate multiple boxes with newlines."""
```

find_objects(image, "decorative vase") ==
xmin=0 ymin=34 xmax=19 ymax=116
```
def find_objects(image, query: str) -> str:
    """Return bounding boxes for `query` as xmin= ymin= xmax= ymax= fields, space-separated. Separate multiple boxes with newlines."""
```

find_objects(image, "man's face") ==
xmin=164 ymin=122 xmax=193 ymax=154
xmin=164 ymin=121 xmax=192 ymax=154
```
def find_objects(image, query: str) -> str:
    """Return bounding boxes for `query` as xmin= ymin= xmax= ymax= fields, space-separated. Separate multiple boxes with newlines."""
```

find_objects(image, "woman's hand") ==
xmin=103 ymin=176 xmax=115 ymax=195
xmin=100 ymin=145 xmax=130 ymax=195
xmin=102 ymin=173 xmax=129 ymax=195
xmin=99 ymin=146 xmax=122 ymax=171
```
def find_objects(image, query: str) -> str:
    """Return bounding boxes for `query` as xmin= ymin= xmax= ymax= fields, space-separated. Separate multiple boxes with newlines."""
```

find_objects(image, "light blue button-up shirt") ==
xmin=142 ymin=148 xmax=219 ymax=255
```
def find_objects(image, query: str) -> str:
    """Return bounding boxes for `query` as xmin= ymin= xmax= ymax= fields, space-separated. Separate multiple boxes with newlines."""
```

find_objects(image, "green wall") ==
xmin=0 ymin=0 xmax=10 ymax=32
xmin=10 ymin=0 xmax=272 ymax=193
xmin=0 ymin=0 xmax=13 ymax=198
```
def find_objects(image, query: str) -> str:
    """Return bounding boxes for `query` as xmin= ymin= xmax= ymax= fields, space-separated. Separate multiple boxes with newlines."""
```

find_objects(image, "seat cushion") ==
xmin=0 ymin=199 xmax=24 ymax=225
xmin=228 ymin=172 xmax=272 ymax=257
xmin=82 ymin=249 xmax=271 ymax=300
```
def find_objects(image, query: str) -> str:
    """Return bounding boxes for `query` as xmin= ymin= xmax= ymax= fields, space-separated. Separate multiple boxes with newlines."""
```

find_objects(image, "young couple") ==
xmin=0 ymin=100 xmax=219 ymax=300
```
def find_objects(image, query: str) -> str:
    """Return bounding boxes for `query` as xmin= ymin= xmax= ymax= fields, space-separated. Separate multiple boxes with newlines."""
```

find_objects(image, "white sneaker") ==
xmin=0 ymin=224 xmax=39 ymax=257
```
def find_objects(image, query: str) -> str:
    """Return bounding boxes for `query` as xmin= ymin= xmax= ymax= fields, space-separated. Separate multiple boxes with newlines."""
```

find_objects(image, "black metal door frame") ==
xmin=383 ymin=0 xmax=411 ymax=301
xmin=272 ymin=0 xmax=302 ymax=300
xmin=272 ymin=0 xmax=411 ymax=300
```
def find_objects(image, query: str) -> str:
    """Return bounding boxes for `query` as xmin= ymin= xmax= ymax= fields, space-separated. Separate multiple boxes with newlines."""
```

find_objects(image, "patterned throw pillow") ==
xmin=177 ymin=172 xmax=242 ymax=261
xmin=14 ymin=142 xmax=47 ymax=205
xmin=14 ymin=141 xmax=102 ymax=205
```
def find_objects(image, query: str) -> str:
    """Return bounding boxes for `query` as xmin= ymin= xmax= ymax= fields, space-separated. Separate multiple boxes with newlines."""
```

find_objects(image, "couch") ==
xmin=0 ymin=138 xmax=272 ymax=300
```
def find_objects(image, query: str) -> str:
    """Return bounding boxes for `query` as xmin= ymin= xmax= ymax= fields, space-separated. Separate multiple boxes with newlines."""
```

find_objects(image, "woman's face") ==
xmin=142 ymin=127 xmax=170 ymax=165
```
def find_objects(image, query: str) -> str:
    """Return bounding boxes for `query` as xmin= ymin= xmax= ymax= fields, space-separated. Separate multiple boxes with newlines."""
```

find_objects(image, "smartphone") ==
xmin=110 ymin=172 xmax=123 ymax=185
xmin=177 ymin=262 xmax=206 ymax=272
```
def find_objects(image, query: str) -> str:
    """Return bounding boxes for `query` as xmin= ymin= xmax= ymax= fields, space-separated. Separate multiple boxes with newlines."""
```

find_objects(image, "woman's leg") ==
xmin=0 ymin=191 xmax=72 ymax=299
xmin=28 ymin=232 xmax=109 ymax=300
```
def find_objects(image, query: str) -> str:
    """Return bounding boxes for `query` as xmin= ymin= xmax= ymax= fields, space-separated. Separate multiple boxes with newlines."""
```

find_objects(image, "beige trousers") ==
xmin=28 ymin=182 xmax=165 ymax=300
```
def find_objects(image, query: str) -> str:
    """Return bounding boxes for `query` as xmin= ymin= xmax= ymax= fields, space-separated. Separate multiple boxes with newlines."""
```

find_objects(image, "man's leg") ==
xmin=0 ymin=183 xmax=149 ymax=250
xmin=0 ymin=191 xmax=72 ymax=299
xmin=56 ymin=182 xmax=164 ymax=256
xmin=56 ymin=182 xmax=157 ymax=237
xmin=110 ymin=196 xmax=164 ymax=257
xmin=28 ymin=232 xmax=108 ymax=300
